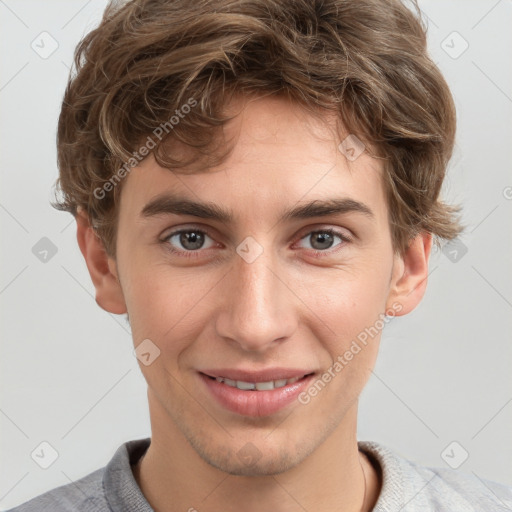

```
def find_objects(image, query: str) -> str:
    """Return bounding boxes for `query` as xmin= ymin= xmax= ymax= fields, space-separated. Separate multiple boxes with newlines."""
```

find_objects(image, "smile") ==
xmin=211 ymin=375 xmax=305 ymax=391
xmin=198 ymin=371 xmax=316 ymax=417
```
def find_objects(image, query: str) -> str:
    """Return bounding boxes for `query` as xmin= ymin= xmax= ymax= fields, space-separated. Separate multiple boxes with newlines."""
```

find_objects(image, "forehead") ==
xmin=119 ymin=94 xmax=388 ymax=227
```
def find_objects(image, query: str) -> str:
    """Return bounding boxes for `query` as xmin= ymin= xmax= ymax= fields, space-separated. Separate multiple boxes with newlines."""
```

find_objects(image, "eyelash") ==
xmin=160 ymin=226 xmax=352 ymax=260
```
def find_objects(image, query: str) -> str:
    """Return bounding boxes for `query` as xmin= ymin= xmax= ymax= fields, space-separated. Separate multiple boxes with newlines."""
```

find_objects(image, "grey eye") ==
xmin=166 ymin=230 xmax=215 ymax=251
xmin=297 ymin=230 xmax=346 ymax=251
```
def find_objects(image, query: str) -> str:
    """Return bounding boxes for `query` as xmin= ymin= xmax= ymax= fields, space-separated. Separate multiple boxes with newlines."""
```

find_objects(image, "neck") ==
xmin=133 ymin=393 xmax=381 ymax=512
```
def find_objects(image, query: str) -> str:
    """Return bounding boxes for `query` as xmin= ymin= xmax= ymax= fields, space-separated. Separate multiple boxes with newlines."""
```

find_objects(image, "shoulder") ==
xmin=5 ymin=467 xmax=108 ymax=512
xmin=359 ymin=440 xmax=512 ymax=511
xmin=414 ymin=464 xmax=512 ymax=511
xmin=6 ymin=438 xmax=151 ymax=512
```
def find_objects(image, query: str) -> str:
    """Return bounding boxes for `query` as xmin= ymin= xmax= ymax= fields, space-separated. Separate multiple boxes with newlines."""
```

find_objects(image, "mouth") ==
xmin=198 ymin=370 xmax=316 ymax=417
xmin=202 ymin=373 xmax=313 ymax=391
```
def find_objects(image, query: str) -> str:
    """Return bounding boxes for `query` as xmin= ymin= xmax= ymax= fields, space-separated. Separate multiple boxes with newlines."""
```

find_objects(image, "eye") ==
xmin=162 ymin=228 xmax=217 ymax=255
xmin=296 ymin=228 xmax=350 ymax=252
xmin=160 ymin=226 xmax=351 ymax=259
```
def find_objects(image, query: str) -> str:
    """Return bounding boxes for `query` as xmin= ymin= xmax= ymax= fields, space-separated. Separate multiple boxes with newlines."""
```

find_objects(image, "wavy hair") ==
xmin=54 ymin=0 xmax=463 ymax=257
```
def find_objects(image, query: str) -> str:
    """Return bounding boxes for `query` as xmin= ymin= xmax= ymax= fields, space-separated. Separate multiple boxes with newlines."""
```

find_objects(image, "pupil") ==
xmin=312 ymin=232 xmax=333 ymax=250
xmin=181 ymin=231 xmax=204 ymax=250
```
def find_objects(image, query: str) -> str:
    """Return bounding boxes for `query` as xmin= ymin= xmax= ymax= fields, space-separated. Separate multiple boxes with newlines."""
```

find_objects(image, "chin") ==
xmin=203 ymin=448 xmax=298 ymax=477
xmin=187 ymin=432 xmax=310 ymax=477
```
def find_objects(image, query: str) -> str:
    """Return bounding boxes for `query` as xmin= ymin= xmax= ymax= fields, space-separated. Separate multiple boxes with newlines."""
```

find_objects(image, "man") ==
xmin=9 ymin=0 xmax=512 ymax=510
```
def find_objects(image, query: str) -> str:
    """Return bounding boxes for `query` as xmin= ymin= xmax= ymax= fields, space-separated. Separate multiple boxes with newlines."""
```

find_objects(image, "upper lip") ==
xmin=199 ymin=368 xmax=315 ymax=382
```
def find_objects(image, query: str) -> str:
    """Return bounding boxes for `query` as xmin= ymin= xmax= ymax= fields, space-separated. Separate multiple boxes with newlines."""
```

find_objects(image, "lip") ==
xmin=198 ymin=370 xmax=316 ymax=417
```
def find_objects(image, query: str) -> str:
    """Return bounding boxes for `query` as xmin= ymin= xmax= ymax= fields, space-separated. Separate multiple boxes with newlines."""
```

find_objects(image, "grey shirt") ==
xmin=7 ymin=437 xmax=512 ymax=511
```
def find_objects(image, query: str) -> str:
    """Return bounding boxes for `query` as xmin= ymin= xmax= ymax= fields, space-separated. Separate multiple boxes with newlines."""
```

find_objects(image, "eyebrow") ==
xmin=140 ymin=193 xmax=374 ymax=223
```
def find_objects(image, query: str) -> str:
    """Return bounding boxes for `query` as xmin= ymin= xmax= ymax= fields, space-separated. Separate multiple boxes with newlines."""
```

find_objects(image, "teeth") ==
xmin=236 ymin=381 xmax=256 ymax=390
xmin=274 ymin=379 xmax=287 ymax=388
xmin=214 ymin=375 xmax=305 ymax=390
xmin=255 ymin=381 xmax=274 ymax=391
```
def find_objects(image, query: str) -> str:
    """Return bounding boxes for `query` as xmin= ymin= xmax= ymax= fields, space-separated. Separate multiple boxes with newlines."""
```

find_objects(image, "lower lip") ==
xmin=198 ymin=372 xmax=315 ymax=417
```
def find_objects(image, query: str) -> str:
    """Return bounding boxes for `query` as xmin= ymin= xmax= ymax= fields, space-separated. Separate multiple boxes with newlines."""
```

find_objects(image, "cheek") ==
xmin=298 ymin=273 xmax=388 ymax=413
xmin=298 ymin=255 xmax=392 ymax=329
xmin=293 ymin=255 xmax=392 ymax=380
xmin=123 ymin=264 xmax=218 ymax=352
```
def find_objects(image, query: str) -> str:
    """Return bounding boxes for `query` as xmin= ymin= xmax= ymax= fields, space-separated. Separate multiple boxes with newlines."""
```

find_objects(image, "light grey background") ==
xmin=1 ymin=0 xmax=511 ymax=509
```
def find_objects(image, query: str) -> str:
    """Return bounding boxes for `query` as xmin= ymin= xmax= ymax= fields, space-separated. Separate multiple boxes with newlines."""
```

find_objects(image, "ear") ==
xmin=75 ymin=210 xmax=127 ymax=315
xmin=385 ymin=232 xmax=433 ymax=316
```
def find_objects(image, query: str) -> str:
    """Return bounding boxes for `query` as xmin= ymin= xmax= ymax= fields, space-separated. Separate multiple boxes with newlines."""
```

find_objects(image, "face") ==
xmin=85 ymin=94 xmax=428 ymax=476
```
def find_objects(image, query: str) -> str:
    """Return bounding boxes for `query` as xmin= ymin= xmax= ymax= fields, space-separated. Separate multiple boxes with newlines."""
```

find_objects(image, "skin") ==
xmin=77 ymin=94 xmax=432 ymax=512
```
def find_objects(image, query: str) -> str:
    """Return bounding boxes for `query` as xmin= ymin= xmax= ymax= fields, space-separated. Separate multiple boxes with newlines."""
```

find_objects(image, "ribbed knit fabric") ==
xmin=7 ymin=437 xmax=512 ymax=511
xmin=358 ymin=441 xmax=512 ymax=511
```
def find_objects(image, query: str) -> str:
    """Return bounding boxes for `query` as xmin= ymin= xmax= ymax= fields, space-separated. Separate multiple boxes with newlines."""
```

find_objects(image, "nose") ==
xmin=215 ymin=244 xmax=298 ymax=353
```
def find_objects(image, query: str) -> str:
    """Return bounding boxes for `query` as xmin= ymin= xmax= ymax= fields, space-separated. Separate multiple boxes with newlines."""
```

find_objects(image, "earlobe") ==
xmin=76 ymin=211 xmax=127 ymax=315
xmin=385 ymin=232 xmax=433 ymax=316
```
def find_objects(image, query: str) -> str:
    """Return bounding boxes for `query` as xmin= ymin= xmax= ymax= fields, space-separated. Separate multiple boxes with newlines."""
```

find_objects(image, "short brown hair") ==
xmin=54 ymin=0 xmax=463 ymax=257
